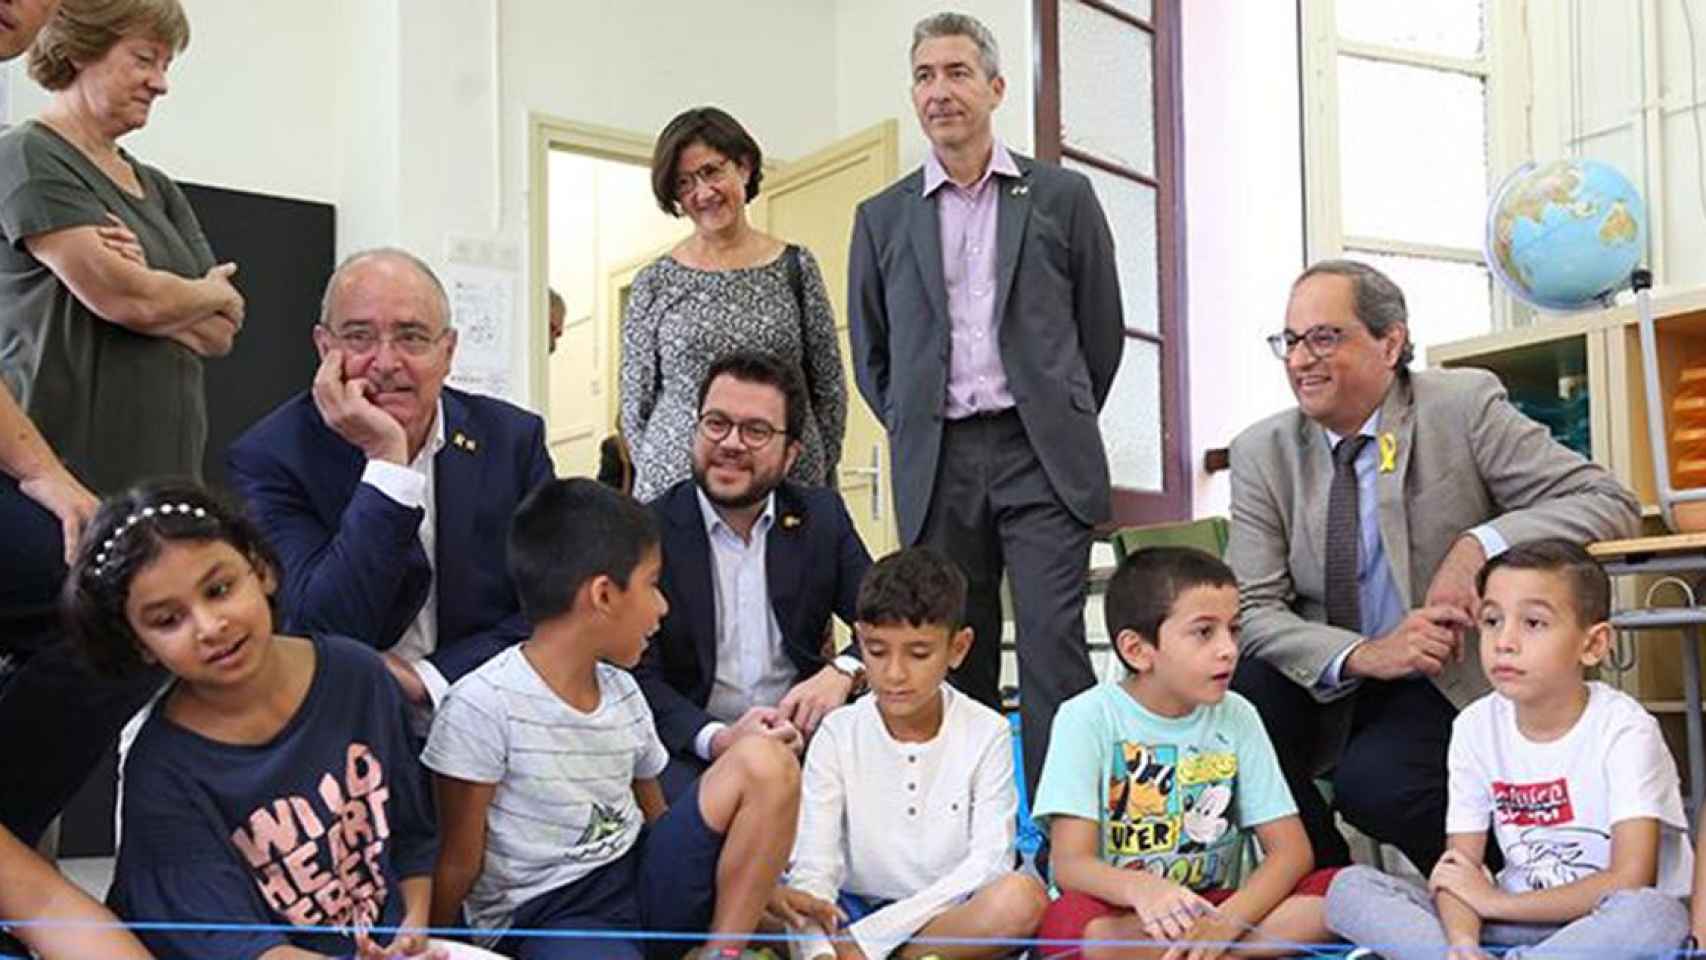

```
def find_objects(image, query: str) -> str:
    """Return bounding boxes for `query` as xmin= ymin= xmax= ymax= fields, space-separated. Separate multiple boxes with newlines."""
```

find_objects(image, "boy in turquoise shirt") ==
xmin=1032 ymin=547 xmax=1338 ymax=959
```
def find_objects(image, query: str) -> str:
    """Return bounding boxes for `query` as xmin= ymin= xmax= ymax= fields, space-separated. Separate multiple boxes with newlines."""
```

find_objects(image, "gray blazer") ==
xmin=847 ymin=154 xmax=1125 ymax=545
xmin=1227 ymin=367 xmax=1640 ymax=765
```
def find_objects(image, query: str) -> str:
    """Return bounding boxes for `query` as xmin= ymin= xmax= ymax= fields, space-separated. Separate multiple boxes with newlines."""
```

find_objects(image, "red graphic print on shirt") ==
xmin=228 ymin=743 xmax=394 ymax=929
xmin=1491 ymin=778 xmax=1574 ymax=827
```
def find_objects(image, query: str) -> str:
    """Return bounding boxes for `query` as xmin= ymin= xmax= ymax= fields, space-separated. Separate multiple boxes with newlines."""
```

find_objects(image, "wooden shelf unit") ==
xmin=1428 ymin=289 xmax=1706 ymax=710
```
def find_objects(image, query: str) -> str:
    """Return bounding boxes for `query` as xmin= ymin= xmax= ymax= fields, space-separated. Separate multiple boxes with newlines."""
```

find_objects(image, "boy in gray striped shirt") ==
xmin=424 ymin=479 xmax=802 ymax=959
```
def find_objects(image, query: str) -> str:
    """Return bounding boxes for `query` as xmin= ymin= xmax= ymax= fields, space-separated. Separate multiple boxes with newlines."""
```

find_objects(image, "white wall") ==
xmin=7 ymin=0 xmax=343 ymax=204
xmin=833 ymin=0 xmax=1034 ymax=170
xmin=1179 ymin=0 xmax=1306 ymax=517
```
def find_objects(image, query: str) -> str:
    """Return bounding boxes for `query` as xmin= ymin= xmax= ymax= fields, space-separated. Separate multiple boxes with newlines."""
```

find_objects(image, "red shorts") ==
xmin=1036 ymin=867 xmax=1340 ymax=957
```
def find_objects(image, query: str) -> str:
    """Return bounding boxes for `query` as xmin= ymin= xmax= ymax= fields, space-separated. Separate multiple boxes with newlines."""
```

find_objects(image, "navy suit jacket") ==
xmin=636 ymin=479 xmax=873 ymax=755
xmin=226 ymin=386 xmax=553 ymax=682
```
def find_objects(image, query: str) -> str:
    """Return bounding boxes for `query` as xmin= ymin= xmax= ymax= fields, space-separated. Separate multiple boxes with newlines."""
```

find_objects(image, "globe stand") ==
xmin=1633 ymin=267 xmax=1706 ymax=533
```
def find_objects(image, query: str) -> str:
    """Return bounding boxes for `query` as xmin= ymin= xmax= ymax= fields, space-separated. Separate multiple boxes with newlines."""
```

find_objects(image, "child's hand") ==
xmin=831 ymin=939 xmax=869 ymax=960
xmin=1160 ymin=910 xmax=1242 ymax=960
xmin=765 ymin=884 xmax=845 ymax=931
xmin=1429 ymin=849 xmax=1500 ymax=917
xmin=1445 ymin=943 xmax=1494 ymax=960
xmin=1127 ymin=876 xmax=1217 ymax=946
xmin=355 ymin=929 xmax=447 ymax=960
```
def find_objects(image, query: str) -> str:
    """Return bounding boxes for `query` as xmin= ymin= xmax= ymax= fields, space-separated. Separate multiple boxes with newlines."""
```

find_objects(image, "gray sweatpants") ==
xmin=1325 ymin=865 xmax=1688 ymax=960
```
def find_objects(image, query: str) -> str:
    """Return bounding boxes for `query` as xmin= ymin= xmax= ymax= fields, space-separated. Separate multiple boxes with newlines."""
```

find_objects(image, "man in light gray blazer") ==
xmin=1228 ymin=260 xmax=1639 ymax=873
xmin=848 ymin=12 xmax=1124 ymax=795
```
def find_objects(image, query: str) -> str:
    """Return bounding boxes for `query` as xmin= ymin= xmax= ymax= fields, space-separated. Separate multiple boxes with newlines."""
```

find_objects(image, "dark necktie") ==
xmin=1325 ymin=434 xmax=1372 ymax=633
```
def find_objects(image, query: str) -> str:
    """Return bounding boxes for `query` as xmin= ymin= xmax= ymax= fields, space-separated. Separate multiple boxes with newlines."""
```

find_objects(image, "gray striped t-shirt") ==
xmin=422 ymin=646 xmax=668 ymax=937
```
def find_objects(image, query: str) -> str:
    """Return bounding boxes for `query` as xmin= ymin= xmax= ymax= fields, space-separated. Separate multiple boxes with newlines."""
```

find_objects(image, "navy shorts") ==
xmin=500 ymin=777 xmax=725 ymax=960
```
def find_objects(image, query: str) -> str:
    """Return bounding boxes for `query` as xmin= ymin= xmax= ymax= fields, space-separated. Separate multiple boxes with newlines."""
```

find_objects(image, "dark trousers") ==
xmin=1232 ymin=656 xmax=1455 ymax=874
xmin=0 ymin=476 xmax=164 ymax=848
xmin=919 ymin=411 xmax=1097 ymax=798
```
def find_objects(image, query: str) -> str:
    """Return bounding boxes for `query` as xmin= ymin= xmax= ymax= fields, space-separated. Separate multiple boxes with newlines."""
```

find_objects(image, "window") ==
xmin=1544 ymin=0 xmax=1690 ymax=291
xmin=1301 ymin=0 xmax=1525 ymax=359
xmin=1036 ymin=0 xmax=1189 ymax=523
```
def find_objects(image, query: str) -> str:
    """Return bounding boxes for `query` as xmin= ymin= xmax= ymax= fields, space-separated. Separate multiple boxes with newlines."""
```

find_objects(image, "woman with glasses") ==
xmin=0 ymin=0 xmax=243 ymax=496
xmin=619 ymin=106 xmax=846 ymax=502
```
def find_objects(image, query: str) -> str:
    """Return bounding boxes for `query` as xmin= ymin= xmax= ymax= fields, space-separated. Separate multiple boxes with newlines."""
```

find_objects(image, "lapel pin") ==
xmin=452 ymin=432 xmax=477 ymax=453
xmin=781 ymin=514 xmax=802 ymax=530
xmin=1378 ymin=432 xmax=1398 ymax=474
xmin=1010 ymin=184 xmax=1029 ymax=197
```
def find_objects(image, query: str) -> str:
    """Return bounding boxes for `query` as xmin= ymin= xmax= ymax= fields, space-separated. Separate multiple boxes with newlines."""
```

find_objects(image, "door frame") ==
xmin=526 ymin=113 xmax=657 ymax=416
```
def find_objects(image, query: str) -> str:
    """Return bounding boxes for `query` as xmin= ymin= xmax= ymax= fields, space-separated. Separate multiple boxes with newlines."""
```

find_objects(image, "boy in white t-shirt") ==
xmin=779 ymin=547 xmax=1048 ymax=960
xmin=1328 ymin=538 xmax=1691 ymax=960
xmin=423 ymin=479 xmax=801 ymax=960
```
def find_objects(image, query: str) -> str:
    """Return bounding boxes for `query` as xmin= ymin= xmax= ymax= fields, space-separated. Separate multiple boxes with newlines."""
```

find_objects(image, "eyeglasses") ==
xmin=1267 ymin=325 xmax=1349 ymax=362
xmin=675 ymin=159 xmax=733 ymax=198
xmin=321 ymin=323 xmax=450 ymax=358
xmin=697 ymin=411 xmax=786 ymax=449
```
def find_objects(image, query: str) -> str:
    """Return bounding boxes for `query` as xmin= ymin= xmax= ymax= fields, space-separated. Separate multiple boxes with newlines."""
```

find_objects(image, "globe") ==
xmin=1485 ymin=158 xmax=1647 ymax=311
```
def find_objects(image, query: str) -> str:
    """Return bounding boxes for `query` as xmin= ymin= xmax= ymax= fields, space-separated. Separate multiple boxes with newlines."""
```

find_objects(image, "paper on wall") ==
xmin=445 ymin=262 xmax=516 ymax=403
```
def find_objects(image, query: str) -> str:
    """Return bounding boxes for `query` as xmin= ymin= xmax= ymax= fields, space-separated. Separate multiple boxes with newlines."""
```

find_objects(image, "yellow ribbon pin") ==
xmin=1378 ymin=432 xmax=1398 ymax=473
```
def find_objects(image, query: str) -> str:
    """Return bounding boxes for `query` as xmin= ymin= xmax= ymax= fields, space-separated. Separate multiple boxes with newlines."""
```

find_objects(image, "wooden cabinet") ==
xmin=1427 ymin=289 xmax=1706 ymax=738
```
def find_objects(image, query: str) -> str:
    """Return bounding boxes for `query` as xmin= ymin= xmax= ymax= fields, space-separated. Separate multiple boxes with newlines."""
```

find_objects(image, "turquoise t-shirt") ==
xmin=1031 ymin=683 xmax=1295 ymax=891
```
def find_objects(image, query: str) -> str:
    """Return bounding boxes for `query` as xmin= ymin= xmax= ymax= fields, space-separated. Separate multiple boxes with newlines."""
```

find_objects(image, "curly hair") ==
xmin=62 ymin=480 xmax=278 ymax=676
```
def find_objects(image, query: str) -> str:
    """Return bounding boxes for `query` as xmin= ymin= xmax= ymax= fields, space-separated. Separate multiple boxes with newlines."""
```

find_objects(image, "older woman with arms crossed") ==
xmin=0 ymin=0 xmax=244 ymax=867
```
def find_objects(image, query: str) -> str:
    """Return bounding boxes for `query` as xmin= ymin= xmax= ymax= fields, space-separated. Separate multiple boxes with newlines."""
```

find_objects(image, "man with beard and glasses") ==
xmin=228 ymin=248 xmax=553 ymax=722
xmin=636 ymin=350 xmax=873 ymax=799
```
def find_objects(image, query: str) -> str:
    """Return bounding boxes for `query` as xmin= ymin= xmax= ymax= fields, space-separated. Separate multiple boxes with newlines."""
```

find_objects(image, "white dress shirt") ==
xmin=693 ymin=488 xmax=795 ymax=759
xmin=359 ymin=399 xmax=450 ymax=707
xmin=788 ymin=686 xmax=1018 ymax=960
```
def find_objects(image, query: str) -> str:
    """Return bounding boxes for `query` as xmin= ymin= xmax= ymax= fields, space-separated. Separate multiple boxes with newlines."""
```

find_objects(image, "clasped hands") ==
xmin=1346 ymin=535 xmax=1486 ymax=681
xmin=1126 ymin=874 xmax=1245 ymax=960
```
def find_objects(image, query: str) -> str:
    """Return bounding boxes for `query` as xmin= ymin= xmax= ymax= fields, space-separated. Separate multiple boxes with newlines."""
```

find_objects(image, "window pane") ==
xmin=1066 ymin=158 xmax=1159 ymax=334
xmin=1336 ymin=0 xmax=1483 ymax=58
xmin=1103 ymin=0 xmax=1153 ymax=21
xmin=1578 ymin=0 xmax=1640 ymax=129
xmin=1100 ymin=338 xmax=1163 ymax=491
xmin=1061 ymin=0 xmax=1155 ymax=176
xmin=1339 ymin=57 xmax=1487 ymax=250
xmin=1348 ymin=250 xmax=1491 ymax=363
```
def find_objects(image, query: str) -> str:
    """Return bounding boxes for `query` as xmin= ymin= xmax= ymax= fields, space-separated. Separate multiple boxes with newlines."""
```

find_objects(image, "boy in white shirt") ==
xmin=1328 ymin=538 xmax=1691 ymax=959
xmin=781 ymin=547 xmax=1048 ymax=959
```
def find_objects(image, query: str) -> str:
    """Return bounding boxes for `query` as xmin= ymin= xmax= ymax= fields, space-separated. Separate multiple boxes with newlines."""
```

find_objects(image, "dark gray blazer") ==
xmin=847 ymin=153 xmax=1125 ymax=545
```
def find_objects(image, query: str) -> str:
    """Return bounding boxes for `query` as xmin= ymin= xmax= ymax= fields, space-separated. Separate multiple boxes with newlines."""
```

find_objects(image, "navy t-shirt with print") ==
xmin=110 ymin=634 xmax=437 ymax=960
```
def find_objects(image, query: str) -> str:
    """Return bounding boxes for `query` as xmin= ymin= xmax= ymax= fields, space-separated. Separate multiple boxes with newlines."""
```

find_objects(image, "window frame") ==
xmin=1034 ymin=0 xmax=1191 ymax=524
xmin=1298 ymin=0 xmax=1531 ymax=337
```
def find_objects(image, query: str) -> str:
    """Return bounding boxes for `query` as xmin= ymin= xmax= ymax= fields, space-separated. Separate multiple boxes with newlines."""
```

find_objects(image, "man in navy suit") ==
xmin=228 ymin=248 xmax=551 ymax=710
xmin=637 ymin=351 xmax=873 ymax=798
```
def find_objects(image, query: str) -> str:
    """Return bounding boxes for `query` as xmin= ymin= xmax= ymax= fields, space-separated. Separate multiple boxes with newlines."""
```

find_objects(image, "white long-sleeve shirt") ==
xmin=788 ymin=686 xmax=1018 ymax=960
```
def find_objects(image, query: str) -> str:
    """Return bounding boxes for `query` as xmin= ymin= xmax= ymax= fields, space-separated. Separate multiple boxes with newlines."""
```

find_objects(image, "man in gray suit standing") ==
xmin=848 ymin=11 xmax=1124 ymax=795
xmin=1228 ymin=260 xmax=1640 ymax=873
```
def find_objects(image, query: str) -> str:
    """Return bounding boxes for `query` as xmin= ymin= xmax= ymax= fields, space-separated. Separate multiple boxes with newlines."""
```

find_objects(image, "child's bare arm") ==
xmin=1433 ymin=819 xmax=1660 ymax=925
xmin=1432 ymin=833 xmax=1487 ymax=950
xmin=634 ymin=777 xmax=667 ymax=824
xmin=1212 ymin=814 xmax=1311 ymax=932
xmin=1692 ymin=817 xmax=1706 ymax=943
xmin=0 ymin=824 xmax=151 ymax=960
xmin=429 ymin=774 xmax=498 ymax=927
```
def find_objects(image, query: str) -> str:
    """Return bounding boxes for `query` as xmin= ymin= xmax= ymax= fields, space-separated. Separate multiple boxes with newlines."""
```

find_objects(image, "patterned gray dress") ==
xmin=619 ymin=246 xmax=846 ymax=503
